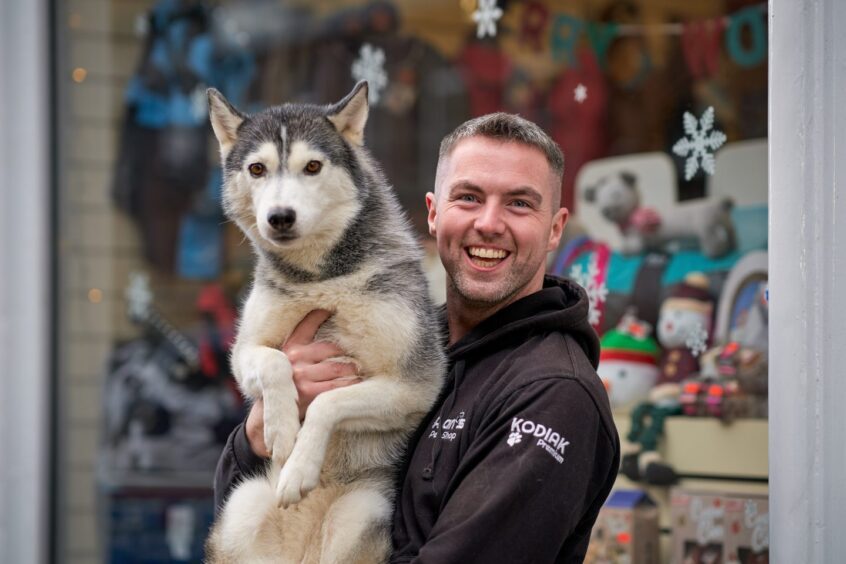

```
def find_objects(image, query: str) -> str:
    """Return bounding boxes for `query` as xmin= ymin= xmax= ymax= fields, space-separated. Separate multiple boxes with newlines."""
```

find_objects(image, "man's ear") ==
xmin=327 ymin=81 xmax=369 ymax=146
xmin=425 ymin=192 xmax=437 ymax=237
xmin=207 ymin=88 xmax=245 ymax=160
xmin=547 ymin=206 xmax=569 ymax=252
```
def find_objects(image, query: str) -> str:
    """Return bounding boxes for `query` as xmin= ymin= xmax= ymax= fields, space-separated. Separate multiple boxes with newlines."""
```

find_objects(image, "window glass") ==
xmin=57 ymin=0 xmax=768 ymax=561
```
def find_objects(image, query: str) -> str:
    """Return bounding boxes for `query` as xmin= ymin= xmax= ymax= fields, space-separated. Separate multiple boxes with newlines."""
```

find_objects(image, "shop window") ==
xmin=57 ymin=0 xmax=769 ymax=561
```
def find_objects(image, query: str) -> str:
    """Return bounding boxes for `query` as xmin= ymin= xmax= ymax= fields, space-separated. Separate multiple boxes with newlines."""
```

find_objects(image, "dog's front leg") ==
xmin=275 ymin=377 xmax=429 ymax=507
xmin=233 ymin=342 xmax=301 ymax=472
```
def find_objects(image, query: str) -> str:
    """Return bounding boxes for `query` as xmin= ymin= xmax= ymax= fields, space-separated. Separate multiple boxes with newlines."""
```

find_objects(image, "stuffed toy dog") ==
xmin=584 ymin=171 xmax=736 ymax=258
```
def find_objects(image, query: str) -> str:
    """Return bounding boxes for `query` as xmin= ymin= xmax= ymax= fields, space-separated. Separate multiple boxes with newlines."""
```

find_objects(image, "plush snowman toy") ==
xmin=656 ymin=272 xmax=715 ymax=385
xmin=598 ymin=315 xmax=661 ymax=409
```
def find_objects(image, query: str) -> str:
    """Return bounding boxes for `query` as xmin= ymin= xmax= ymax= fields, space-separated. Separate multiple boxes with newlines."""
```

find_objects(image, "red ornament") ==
xmin=681 ymin=17 xmax=725 ymax=79
xmin=520 ymin=1 xmax=549 ymax=52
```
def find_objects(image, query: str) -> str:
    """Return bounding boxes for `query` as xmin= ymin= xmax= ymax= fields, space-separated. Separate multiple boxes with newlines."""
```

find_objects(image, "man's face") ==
xmin=427 ymin=136 xmax=568 ymax=309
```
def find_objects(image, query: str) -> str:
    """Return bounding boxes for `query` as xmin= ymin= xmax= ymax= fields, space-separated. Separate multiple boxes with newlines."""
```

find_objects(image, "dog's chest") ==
xmin=279 ymin=275 xmax=418 ymax=374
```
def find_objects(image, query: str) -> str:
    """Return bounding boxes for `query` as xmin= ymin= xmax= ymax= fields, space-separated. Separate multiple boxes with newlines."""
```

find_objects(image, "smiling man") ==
xmin=388 ymin=114 xmax=620 ymax=563
xmin=214 ymin=113 xmax=620 ymax=563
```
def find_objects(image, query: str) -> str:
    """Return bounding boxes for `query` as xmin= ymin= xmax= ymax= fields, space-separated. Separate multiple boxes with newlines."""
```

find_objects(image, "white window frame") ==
xmin=0 ymin=1 xmax=51 ymax=563
xmin=769 ymin=0 xmax=846 ymax=560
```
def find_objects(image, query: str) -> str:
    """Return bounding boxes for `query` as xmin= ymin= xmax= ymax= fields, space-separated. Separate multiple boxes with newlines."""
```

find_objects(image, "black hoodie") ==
xmin=390 ymin=276 xmax=620 ymax=564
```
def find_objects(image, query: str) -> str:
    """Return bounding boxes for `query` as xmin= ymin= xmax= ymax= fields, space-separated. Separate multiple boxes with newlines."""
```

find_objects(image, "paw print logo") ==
xmin=507 ymin=431 xmax=522 ymax=447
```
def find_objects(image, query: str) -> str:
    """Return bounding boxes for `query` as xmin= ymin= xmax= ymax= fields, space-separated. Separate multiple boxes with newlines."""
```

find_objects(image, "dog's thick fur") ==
xmin=204 ymin=82 xmax=445 ymax=564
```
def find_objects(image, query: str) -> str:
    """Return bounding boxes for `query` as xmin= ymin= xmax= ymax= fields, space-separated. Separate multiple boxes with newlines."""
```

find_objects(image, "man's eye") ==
xmin=512 ymin=200 xmax=530 ymax=208
xmin=459 ymin=194 xmax=477 ymax=203
xmin=304 ymin=160 xmax=322 ymax=175
xmin=248 ymin=163 xmax=266 ymax=177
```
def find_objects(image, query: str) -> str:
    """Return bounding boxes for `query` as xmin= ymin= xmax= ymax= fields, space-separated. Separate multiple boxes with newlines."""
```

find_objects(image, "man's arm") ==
xmin=395 ymin=378 xmax=618 ymax=564
xmin=213 ymin=414 xmax=268 ymax=512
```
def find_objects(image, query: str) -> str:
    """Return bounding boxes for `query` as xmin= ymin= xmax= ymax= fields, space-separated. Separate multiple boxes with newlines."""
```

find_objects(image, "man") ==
xmin=214 ymin=113 xmax=620 ymax=563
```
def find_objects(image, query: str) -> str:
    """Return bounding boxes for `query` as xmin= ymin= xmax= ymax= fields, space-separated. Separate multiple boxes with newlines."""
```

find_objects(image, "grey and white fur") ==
xmin=204 ymin=81 xmax=445 ymax=564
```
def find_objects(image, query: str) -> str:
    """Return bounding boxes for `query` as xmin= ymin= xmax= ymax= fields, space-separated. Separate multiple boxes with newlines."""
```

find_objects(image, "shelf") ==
xmin=97 ymin=459 xmax=215 ymax=493
xmin=614 ymin=413 xmax=768 ymax=480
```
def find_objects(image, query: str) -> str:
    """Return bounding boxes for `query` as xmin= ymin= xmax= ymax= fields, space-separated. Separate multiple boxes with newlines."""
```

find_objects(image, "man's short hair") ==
xmin=435 ymin=113 xmax=565 ymax=210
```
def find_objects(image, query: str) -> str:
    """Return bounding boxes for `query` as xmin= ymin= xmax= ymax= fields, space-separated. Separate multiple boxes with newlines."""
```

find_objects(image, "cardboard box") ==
xmin=586 ymin=489 xmax=659 ymax=564
xmin=671 ymin=490 xmax=727 ymax=564
xmin=671 ymin=489 xmax=770 ymax=564
xmin=724 ymin=494 xmax=769 ymax=564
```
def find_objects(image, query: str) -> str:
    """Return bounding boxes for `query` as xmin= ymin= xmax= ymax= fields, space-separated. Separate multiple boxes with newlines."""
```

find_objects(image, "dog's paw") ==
xmin=275 ymin=453 xmax=321 ymax=508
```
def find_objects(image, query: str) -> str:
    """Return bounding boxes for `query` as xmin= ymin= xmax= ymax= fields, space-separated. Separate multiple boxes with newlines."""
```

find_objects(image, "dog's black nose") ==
xmin=267 ymin=208 xmax=296 ymax=231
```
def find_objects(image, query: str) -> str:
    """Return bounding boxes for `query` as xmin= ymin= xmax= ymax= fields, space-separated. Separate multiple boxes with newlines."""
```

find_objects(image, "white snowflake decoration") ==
xmin=472 ymin=0 xmax=504 ymax=39
xmin=672 ymin=106 xmax=727 ymax=181
xmin=351 ymin=44 xmax=388 ymax=105
xmin=125 ymin=271 xmax=152 ymax=321
xmin=507 ymin=431 xmax=522 ymax=447
xmin=574 ymin=84 xmax=588 ymax=103
xmin=685 ymin=322 xmax=709 ymax=357
xmin=569 ymin=254 xmax=609 ymax=326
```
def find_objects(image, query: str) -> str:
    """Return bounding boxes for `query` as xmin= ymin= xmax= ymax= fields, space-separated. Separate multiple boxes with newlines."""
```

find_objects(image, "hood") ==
xmin=447 ymin=275 xmax=600 ymax=369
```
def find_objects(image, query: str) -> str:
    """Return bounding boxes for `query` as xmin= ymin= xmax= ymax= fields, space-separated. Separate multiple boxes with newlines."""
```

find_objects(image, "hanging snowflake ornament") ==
xmin=351 ymin=44 xmax=388 ymax=105
xmin=569 ymin=254 xmax=609 ymax=327
xmin=472 ymin=0 xmax=504 ymax=39
xmin=574 ymin=83 xmax=588 ymax=103
xmin=672 ymin=106 xmax=727 ymax=181
xmin=685 ymin=322 xmax=709 ymax=357
xmin=125 ymin=271 xmax=152 ymax=321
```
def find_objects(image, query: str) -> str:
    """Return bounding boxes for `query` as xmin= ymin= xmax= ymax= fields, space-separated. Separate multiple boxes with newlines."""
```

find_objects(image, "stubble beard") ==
xmin=447 ymin=258 xmax=537 ymax=310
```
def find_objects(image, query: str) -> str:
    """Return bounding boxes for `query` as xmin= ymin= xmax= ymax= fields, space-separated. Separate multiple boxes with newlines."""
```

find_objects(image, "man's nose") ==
xmin=473 ymin=204 xmax=505 ymax=236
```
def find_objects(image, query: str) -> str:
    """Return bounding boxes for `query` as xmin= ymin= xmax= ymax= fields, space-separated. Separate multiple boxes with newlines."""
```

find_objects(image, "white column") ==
xmin=0 ymin=1 xmax=51 ymax=563
xmin=769 ymin=0 xmax=846 ymax=562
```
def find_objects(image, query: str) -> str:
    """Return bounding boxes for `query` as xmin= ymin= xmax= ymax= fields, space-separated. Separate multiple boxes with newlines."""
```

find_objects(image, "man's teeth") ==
xmin=468 ymin=247 xmax=507 ymax=259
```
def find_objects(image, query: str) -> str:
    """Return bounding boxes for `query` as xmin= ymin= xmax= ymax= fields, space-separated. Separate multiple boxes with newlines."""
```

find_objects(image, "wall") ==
xmin=59 ymin=0 xmax=176 ymax=561
xmin=59 ymin=0 xmax=230 ymax=559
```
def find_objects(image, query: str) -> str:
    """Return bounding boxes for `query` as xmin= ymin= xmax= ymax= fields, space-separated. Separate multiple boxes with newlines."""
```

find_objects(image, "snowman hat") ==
xmin=599 ymin=315 xmax=660 ymax=366
xmin=662 ymin=272 xmax=713 ymax=315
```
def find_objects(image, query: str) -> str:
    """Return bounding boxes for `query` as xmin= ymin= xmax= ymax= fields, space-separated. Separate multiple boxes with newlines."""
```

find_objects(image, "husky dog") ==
xmin=204 ymin=82 xmax=445 ymax=563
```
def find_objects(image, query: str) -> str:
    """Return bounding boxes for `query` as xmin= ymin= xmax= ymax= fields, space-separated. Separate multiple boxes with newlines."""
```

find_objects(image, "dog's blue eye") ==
xmin=304 ymin=160 xmax=322 ymax=175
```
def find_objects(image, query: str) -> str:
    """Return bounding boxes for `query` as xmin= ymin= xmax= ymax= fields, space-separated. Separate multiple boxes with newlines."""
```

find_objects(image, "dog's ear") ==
xmin=328 ymin=81 xmax=369 ymax=146
xmin=620 ymin=171 xmax=637 ymax=188
xmin=207 ymin=88 xmax=245 ymax=159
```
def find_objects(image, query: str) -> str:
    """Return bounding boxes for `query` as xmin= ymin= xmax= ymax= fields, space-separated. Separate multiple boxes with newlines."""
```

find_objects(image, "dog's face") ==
xmin=207 ymin=83 xmax=370 ymax=255
xmin=584 ymin=172 xmax=639 ymax=223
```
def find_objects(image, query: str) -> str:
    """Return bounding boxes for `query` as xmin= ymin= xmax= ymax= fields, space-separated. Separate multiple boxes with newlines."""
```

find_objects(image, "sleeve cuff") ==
xmin=232 ymin=420 xmax=268 ymax=475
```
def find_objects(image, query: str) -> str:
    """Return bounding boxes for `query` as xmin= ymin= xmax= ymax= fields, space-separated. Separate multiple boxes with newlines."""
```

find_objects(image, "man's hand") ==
xmin=245 ymin=309 xmax=361 ymax=458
